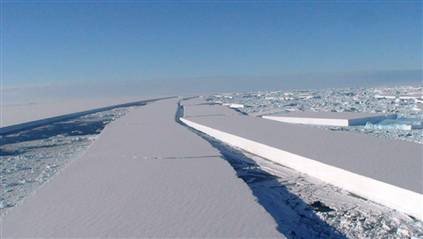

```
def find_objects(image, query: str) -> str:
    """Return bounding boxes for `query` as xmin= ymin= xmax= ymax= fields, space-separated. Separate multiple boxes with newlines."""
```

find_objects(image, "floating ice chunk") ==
xmin=375 ymin=95 xmax=396 ymax=100
xmin=365 ymin=123 xmax=412 ymax=130
xmin=0 ymin=199 xmax=6 ymax=209
xmin=365 ymin=118 xmax=423 ymax=130
xmin=223 ymin=103 xmax=244 ymax=109
xmin=229 ymin=104 xmax=244 ymax=109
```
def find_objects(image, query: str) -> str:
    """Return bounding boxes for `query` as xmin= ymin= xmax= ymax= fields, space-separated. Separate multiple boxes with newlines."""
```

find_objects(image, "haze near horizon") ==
xmin=2 ymin=1 xmax=422 ymax=101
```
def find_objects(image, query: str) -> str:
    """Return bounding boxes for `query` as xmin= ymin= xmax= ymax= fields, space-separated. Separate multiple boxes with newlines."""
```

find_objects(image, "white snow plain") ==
xmin=1 ymin=96 xmax=153 ymax=128
xmin=1 ymin=98 xmax=282 ymax=238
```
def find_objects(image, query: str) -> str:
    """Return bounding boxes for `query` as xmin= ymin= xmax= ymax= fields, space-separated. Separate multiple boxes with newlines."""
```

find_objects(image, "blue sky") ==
xmin=2 ymin=1 xmax=422 ymax=96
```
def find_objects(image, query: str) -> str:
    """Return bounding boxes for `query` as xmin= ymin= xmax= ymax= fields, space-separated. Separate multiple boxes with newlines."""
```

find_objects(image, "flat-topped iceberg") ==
xmin=208 ymin=85 xmax=423 ymax=143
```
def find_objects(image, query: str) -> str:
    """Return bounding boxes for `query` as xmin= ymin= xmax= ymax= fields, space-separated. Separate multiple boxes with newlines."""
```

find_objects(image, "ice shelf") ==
xmin=180 ymin=99 xmax=423 ymax=221
xmin=1 ymin=98 xmax=282 ymax=238
xmin=0 ymin=97 xmax=171 ymax=135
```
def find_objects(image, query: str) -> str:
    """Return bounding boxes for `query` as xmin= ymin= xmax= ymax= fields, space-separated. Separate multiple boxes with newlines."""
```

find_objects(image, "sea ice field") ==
xmin=208 ymin=85 xmax=423 ymax=144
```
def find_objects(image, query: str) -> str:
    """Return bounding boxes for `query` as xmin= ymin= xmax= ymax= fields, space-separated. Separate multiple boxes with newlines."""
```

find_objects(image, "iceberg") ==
xmin=207 ymin=85 xmax=423 ymax=143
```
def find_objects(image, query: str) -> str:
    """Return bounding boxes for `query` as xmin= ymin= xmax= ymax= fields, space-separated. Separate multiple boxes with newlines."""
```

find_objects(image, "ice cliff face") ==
xmin=191 ymin=128 xmax=423 ymax=238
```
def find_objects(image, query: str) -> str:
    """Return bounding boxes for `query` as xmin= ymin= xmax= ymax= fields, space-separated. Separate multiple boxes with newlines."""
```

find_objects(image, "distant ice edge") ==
xmin=262 ymin=114 xmax=397 ymax=127
xmin=262 ymin=116 xmax=351 ymax=127
xmin=180 ymin=117 xmax=423 ymax=221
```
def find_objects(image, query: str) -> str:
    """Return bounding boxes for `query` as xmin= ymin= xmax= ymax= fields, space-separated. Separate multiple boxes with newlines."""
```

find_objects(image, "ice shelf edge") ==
xmin=180 ymin=117 xmax=423 ymax=221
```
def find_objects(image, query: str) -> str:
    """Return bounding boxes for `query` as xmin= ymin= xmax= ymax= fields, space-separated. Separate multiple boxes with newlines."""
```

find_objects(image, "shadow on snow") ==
xmin=176 ymin=102 xmax=347 ymax=239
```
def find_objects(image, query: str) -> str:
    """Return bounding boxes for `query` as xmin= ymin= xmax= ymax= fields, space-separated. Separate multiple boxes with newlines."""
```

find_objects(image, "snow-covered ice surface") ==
xmin=180 ymin=97 xmax=423 ymax=238
xmin=186 ymin=128 xmax=423 ymax=238
xmin=1 ymin=98 xmax=282 ymax=238
xmin=207 ymin=85 xmax=423 ymax=144
xmin=1 ymin=96 xmax=148 ymax=128
xmin=0 ymin=108 xmax=128 ymax=215
xmin=239 ymin=150 xmax=423 ymax=238
xmin=2 ymin=94 xmax=422 ymax=238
